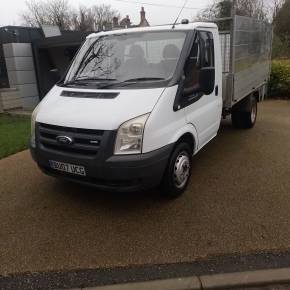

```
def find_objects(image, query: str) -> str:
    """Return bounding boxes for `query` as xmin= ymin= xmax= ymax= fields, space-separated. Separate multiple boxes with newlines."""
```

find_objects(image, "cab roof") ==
xmin=86 ymin=22 xmax=218 ymax=39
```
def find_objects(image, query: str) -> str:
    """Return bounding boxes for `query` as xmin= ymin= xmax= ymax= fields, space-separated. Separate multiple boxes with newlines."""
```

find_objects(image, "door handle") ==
xmin=215 ymin=85 xmax=219 ymax=96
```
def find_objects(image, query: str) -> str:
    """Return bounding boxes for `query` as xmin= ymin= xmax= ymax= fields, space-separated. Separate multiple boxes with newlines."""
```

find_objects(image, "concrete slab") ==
xmin=83 ymin=277 xmax=201 ymax=290
xmin=201 ymin=268 xmax=290 ymax=289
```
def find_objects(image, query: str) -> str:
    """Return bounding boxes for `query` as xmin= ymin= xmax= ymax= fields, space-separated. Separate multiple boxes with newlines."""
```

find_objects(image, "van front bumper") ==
xmin=30 ymin=142 xmax=174 ymax=192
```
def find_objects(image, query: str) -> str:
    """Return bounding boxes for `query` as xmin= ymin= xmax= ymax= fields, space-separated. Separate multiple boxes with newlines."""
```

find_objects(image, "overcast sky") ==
xmin=0 ymin=0 xmax=212 ymax=27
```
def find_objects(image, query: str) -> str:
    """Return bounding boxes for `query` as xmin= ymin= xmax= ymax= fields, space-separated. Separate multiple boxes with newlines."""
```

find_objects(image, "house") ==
xmin=139 ymin=7 xmax=150 ymax=27
xmin=105 ymin=7 xmax=150 ymax=30
xmin=0 ymin=26 xmax=89 ymax=111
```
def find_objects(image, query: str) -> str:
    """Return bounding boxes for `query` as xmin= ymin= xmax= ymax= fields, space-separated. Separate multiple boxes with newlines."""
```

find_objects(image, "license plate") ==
xmin=49 ymin=160 xmax=86 ymax=176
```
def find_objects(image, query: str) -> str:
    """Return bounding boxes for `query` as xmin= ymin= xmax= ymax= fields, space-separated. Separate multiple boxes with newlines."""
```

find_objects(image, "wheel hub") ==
xmin=173 ymin=152 xmax=190 ymax=189
xmin=251 ymin=104 xmax=257 ymax=123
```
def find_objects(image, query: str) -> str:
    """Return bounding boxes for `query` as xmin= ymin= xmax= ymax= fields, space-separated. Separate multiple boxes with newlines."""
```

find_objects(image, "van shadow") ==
xmin=52 ymin=178 xmax=173 ymax=213
xmin=219 ymin=118 xmax=237 ymax=133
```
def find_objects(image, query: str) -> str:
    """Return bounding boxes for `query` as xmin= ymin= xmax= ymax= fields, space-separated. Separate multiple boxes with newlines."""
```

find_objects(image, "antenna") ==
xmin=172 ymin=0 xmax=188 ymax=29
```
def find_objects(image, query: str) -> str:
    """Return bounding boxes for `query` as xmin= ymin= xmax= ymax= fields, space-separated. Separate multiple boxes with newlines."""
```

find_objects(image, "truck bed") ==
xmin=218 ymin=15 xmax=272 ymax=109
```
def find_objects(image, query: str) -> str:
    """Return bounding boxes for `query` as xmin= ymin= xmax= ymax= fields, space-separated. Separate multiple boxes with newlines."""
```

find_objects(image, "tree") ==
xmin=45 ymin=0 xmax=72 ymax=29
xmin=91 ymin=4 xmax=120 ymax=30
xmin=72 ymin=4 xmax=120 ymax=31
xmin=71 ymin=6 xmax=95 ymax=32
xmin=271 ymin=0 xmax=285 ymax=21
xmin=274 ymin=0 xmax=290 ymax=43
xmin=21 ymin=0 xmax=72 ymax=30
xmin=21 ymin=1 xmax=120 ymax=32
xmin=197 ymin=0 xmax=268 ymax=20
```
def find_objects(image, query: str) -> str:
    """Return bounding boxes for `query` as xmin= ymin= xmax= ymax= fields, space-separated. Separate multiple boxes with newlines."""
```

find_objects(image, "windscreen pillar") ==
xmin=3 ymin=43 xmax=39 ymax=110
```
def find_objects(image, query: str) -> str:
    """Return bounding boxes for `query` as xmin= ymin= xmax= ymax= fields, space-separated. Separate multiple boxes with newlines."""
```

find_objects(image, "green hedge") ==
xmin=269 ymin=60 xmax=290 ymax=98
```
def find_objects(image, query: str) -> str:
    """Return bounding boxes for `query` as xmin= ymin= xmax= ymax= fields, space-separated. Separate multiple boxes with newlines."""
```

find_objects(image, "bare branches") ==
xmin=274 ymin=0 xmax=290 ymax=41
xmin=236 ymin=0 xmax=267 ymax=19
xmin=72 ymin=4 xmax=120 ymax=31
xmin=21 ymin=0 xmax=48 ymax=27
xmin=270 ymin=0 xmax=285 ymax=21
xmin=91 ymin=4 xmax=120 ymax=30
xmin=20 ymin=1 xmax=120 ymax=31
xmin=71 ymin=6 xmax=96 ymax=32
xmin=20 ymin=0 xmax=72 ymax=29
xmin=197 ymin=0 xmax=269 ymax=21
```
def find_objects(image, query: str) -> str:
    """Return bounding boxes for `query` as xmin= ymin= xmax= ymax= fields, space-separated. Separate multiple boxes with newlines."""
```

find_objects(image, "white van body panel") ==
xmin=184 ymin=27 xmax=223 ymax=148
xmin=36 ymin=85 xmax=164 ymax=130
xmin=87 ymin=22 xmax=218 ymax=39
xmin=143 ymin=85 xmax=199 ymax=154
xmin=144 ymin=27 xmax=223 ymax=154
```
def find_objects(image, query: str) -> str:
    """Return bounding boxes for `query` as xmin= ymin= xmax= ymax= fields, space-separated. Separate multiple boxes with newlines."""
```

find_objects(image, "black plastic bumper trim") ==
xmin=31 ymin=142 xmax=174 ymax=192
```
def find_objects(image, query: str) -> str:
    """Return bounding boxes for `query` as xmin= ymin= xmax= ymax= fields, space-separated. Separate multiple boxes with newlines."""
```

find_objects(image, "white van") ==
xmin=30 ymin=17 xmax=272 ymax=197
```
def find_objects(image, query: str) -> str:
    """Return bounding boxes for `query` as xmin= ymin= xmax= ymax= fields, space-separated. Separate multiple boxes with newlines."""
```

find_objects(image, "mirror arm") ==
xmin=173 ymin=75 xmax=185 ymax=112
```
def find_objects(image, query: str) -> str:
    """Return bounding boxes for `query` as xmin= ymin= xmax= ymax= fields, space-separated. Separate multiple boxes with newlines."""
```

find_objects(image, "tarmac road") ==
xmin=1 ymin=100 xmax=290 ymax=277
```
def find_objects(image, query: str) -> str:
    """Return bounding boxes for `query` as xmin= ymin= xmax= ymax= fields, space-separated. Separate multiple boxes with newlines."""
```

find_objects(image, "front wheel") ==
xmin=160 ymin=142 xmax=192 ymax=198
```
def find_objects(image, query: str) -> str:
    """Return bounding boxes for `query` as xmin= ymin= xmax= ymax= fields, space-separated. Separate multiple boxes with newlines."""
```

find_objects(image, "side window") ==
xmin=199 ymin=31 xmax=215 ymax=68
xmin=183 ymin=31 xmax=215 ymax=96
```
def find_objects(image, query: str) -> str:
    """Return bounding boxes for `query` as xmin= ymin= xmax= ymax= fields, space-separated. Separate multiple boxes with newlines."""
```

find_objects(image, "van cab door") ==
xmin=181 ymin=29 xmax=222 ymax=149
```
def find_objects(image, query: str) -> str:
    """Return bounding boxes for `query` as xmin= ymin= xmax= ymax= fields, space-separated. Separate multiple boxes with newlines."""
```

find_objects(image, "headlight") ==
xmin=114 ymin=113 xmax=150 ymax=155
xmin=30 ymin=105 xmax=40 ymax=148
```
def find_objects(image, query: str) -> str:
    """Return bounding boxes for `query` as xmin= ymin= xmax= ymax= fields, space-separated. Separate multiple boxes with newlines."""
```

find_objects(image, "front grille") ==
xmin=37 ymin=123 xmax=104 ymax=157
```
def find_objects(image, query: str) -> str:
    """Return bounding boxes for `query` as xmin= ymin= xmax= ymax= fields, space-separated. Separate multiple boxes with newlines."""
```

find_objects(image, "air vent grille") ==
xmin=61 ymin=91 xmax=119 ymax=99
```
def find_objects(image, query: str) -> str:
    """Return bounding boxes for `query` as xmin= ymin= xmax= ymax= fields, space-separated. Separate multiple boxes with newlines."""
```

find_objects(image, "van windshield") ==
xmin=63 ymin=31 xmax=187 ymax=88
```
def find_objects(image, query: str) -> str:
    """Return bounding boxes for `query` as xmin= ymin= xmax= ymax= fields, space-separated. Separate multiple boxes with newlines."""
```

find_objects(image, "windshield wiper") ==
xmin=73 ymin=77 xmax=117 ymax=82
xmin=61 ymin=77 xmax=165 ymax=88
xmin=99 ymin=77 xmax=165 ymax=89
xmin=61 ymin=78 xmax=117 ymax=87
xmin=121 ymin=77 xmax=165 ymax=82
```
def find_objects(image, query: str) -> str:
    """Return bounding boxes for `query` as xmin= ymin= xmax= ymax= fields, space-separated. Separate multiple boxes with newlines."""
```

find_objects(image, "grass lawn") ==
xmin=0 ymin=114 xmax=31 ymax=159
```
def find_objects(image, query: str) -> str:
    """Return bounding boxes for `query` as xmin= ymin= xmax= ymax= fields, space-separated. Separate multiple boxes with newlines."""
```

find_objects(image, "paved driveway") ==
xmin=1 ymin=100 xmax=290 ymax=276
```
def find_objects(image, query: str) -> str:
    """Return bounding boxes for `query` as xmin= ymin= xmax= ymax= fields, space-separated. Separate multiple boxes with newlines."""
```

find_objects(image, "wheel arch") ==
xmin=169 ymin=124 xmax=198 ymax=155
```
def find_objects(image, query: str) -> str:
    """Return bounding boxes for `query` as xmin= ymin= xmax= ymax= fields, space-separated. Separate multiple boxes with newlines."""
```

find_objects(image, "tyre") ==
xmin=160 ymin=142 xmax=192 ymax=198
xmin=231 ymin=96 xmax=257 ymax=129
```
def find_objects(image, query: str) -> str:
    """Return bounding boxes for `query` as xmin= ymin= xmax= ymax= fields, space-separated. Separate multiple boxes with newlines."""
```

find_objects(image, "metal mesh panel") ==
xmin=232 ymin=15 xmax=272 ymax=102
xmin=234 ymin=15 xmax=272 ymax=73
xmin=219 ymin=33 xmax=231 ymax=73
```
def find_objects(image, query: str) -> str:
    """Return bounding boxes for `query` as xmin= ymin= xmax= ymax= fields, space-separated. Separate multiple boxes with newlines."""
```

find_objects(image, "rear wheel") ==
xmin=160 ymin=142 xmax=192 ymax=198
xmin=231 ymin=95 xmax=257 ymax=129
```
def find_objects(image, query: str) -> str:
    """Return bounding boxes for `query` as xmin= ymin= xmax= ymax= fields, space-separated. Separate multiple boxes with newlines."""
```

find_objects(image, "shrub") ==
xmin=268 ymin=60 xmax=290 ymax=98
